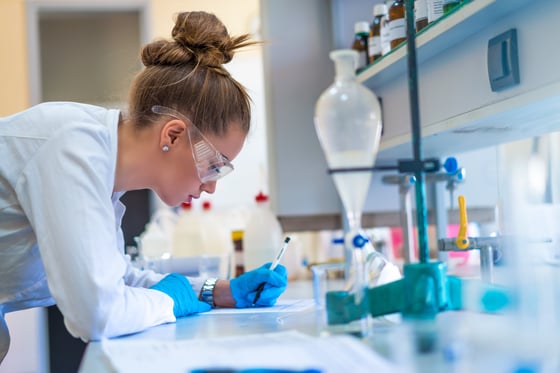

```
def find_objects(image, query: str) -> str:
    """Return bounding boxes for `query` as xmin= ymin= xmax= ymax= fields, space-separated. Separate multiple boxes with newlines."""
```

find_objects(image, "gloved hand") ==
xmin=230 ymin=263 xmax=288 ymax=308
xmin=150 ymin=273 xmax=211 ymax=318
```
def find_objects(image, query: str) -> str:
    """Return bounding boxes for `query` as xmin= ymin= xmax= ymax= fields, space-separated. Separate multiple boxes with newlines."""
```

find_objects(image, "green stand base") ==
xmin=326 ymin=261 xmax=509 ymax=325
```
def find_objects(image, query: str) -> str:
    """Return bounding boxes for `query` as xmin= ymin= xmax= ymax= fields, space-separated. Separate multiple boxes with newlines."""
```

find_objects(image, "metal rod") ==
xmin=400 ymin=182 xmax=416 ymax=263
xmin=382 ymin=175 xmax=417 ymax=263
xmin=327 ymin=165 xmax=398 ymax=174
xmin=432 ymin=181 xmax=449 ymax=264
xmin=479 ymin=245 xmax=494 ymax=283
xmin=405 ymin=0 xmax=430 ymax=263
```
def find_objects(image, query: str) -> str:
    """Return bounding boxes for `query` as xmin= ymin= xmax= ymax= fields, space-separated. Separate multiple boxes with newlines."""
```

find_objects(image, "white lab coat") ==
xmin=0 ymin=102 xmax=203 ymax=349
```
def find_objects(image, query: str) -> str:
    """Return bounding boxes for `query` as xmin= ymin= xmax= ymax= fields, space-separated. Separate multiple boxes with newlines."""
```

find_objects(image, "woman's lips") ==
xmin=186 ymin=195 xmax=200 ymax=203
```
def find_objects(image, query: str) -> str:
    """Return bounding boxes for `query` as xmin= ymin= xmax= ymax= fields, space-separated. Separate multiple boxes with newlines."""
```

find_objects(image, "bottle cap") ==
xmin=255 ymin=191 xmax=269 ymax=202
xmin=354 ymin=21 xmax=370 ymax=34
xmin=374 ymin=4 xmax=388 ymax=16
xmin=231 ymin=230 xmax=244 ymax=241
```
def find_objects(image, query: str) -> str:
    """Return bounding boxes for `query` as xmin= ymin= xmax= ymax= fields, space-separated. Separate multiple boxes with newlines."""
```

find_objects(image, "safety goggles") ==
xmin=152 ymin=105 xmax=234 ymax=183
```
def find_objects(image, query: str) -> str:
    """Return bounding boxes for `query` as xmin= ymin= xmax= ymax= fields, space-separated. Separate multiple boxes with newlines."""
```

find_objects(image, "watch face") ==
xmin=200 ymin=278 xmax=218 ymax=307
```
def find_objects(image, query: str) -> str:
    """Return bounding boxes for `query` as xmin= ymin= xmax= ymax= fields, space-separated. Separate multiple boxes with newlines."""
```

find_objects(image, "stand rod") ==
xmin=405 ymin=0 xmax=430 ymax=263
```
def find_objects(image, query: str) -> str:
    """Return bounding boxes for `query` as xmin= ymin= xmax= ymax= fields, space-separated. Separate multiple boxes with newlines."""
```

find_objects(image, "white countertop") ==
xmin=78 ymin=280 xmax=322 ymax=373
xmin=78 ymin=279 xmax=560 ymax=373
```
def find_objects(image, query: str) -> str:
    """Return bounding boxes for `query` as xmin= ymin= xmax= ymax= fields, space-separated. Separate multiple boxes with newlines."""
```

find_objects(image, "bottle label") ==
xmin=381 ymin=22 xmax=391 ymax=55
xmin=415 ymin=0 xmax=428 ymax=21
xmin=388 ymin=18 xmax=406 ymax=42
xmin=428 ymin=0 xmax=443 ymax=23
xmin=235 ymin=251 xmax=244 ymax=266
xmin=368 ymin=36 xmax=382 ymax=57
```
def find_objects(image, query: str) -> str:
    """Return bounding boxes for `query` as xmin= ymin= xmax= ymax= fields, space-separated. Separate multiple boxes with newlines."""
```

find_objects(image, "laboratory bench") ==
xmin=78 ymin=281 xmax=319 ymax=373
xmin=78 ymin=278 xmax=559 ymax=373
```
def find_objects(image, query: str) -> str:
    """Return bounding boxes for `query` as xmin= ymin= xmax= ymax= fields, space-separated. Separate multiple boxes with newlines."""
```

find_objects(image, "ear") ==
xmin=160 ymin=119 xmax=187 ymax=149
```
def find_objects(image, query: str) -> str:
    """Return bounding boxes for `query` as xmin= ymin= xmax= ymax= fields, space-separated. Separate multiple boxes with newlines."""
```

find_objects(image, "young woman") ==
xmin=0 ymin=11 xmax=287 ymax=362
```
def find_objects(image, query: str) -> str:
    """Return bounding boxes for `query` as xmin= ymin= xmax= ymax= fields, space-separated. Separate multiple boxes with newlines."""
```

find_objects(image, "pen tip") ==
xmin=285 ymin=237 xmax=291 ymax=243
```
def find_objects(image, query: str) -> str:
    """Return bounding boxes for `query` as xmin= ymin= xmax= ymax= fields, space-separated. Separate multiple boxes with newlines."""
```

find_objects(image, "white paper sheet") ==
xmin=202 ymin=299 xmax=315 ymax=315
xmin=101 ymin=330 xmax=400 ymax=373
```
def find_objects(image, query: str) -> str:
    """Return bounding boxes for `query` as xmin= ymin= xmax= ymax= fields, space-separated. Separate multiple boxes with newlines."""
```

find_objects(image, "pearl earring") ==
xmin=162 ymin=145 xmax=169 ymax=152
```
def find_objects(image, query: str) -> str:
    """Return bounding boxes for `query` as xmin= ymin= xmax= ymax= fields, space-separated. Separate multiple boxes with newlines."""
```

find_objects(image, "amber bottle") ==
xmin=388 ymin=0 xmax=406 ymax=50
xmin=415 ymin=0 xmax=429 ymax=32
xmin=368 ymin=4 xmax=388 ymax=63
xmin=351 ymin=21 xmax=371 ymax=69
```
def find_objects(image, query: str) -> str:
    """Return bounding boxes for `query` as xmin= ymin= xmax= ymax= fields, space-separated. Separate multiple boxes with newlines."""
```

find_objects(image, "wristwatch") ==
xmin=199 ymin=278 xmax=218 ymax=307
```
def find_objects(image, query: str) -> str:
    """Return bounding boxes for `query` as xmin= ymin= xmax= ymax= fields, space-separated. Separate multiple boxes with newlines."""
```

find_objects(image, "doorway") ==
xmin=21 ymin=2 xmax=149 ymax=373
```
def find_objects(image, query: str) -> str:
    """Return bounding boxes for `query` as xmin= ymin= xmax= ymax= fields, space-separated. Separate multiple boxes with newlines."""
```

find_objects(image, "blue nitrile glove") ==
xmin=150 ymin=273 xmax=211 ymax=318
xmin=230 ymin=263 xmax=288 ymax=308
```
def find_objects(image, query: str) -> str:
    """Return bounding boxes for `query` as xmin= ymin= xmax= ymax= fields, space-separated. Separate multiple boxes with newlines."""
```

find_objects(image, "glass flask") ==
xmin=314 ymin=49 xmax=398 ymax=334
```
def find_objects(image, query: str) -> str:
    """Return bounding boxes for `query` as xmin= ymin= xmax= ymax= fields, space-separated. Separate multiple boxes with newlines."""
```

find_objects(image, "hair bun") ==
xmin=141 ymin=39 xmax=194 ymax=67
xmin=173 ymin=11 xmax=233 ymax=67
xmin=141 ymin=11 xmax=254 ymax=68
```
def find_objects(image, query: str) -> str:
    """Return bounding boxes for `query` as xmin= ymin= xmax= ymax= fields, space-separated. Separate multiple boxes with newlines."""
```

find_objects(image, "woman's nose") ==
xmin=200 ymin=181 xmax=216 ymax=194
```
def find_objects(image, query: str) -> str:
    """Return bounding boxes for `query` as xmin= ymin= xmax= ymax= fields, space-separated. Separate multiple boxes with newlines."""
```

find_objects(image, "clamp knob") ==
xmin=352 ymin=234 xmax=369 ymax=248
xmin=455 ymin=195 xmax=470 ymax=249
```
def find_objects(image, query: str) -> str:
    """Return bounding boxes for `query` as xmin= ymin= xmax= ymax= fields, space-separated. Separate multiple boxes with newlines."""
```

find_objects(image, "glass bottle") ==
xmin=314 ymin=49 xmax=391 ymax=335
xmin=443 ymin=0 xmax=461 ymax=14
xmin=381 ymin=5 xmax=392 ymax=56
xmin=427 ymin=0 xmax=444 ymax=24
xmin=232 ymin=230 xmax=244 ymax=277
xmin=243 ymin=192 xmax=284 ymax=272
xmin=368 ymin=4 xmax=388 ymax=63
xmin=172 ymin=202 xmax=197 ymax=257
xmin=415 ymin=0 xmax=429 ymax=32
xmin=351 ymin=21 xmax=371 ymax=70
xmin=388 ymin=0 xmax=406 ymax=50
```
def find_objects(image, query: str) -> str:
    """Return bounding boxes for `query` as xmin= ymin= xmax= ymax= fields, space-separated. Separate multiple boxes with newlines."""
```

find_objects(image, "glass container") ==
xmin=314 ymin=49 xmax=393 ymax=334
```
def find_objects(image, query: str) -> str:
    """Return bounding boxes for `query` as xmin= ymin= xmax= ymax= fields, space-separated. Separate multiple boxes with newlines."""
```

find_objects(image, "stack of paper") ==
xmin=101 ymin=330 xmax=399 ymax=373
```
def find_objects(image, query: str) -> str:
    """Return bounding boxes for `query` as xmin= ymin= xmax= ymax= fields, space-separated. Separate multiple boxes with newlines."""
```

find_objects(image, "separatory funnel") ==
xmin=314 ymin=49 xmax=401 ymax=334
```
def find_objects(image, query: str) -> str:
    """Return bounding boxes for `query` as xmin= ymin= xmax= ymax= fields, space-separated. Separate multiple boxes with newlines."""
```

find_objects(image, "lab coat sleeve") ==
xmin=15 ymin=121 xmax=175 ymax=340
xmin=122 ymin=257 xmax=205 ymax=294
xmin=120 ymin=245 xmax=204 ymax=294
xmin=122 ymin=257 xmax=165 ymax=287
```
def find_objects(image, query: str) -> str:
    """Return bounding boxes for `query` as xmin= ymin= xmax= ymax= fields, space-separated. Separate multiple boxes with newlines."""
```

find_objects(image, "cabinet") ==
xmin=261 ymin=0 xmax=560 ymax=229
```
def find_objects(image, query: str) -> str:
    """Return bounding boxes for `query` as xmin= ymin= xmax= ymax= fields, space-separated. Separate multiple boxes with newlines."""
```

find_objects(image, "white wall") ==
xmin=148 ymin=1 xmax=269 ymax=224
xmin=0 ymin=309 xmax=48 ymax=373
xmin=207 ymin=48 xmax=270 ymax=210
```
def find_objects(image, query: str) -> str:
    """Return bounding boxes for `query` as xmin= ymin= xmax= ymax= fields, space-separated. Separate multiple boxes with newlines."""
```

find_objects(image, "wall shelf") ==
xmin=357 ymin=0 xmax=532 ymax=88
xmin=350 ymin=0 xmax=560 ymax=165
xmin=377 ymin=81 xmax=560 ymax=162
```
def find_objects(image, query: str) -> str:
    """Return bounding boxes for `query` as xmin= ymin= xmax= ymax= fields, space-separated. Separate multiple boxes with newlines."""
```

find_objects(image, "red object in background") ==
xmin=390 ymin=227 xmax=404 ymax=260
xmin=446 ymin=224 xmax=471 ymax=266
xmin=389 ymin=226 xmax=418 ymax=261
xmin=389 ymin=224 xmax=471 ymax=265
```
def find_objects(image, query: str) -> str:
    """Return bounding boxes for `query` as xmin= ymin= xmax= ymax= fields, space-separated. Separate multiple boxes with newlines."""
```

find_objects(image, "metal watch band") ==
xmin=199 ymin=277 xmax=218 ymax=307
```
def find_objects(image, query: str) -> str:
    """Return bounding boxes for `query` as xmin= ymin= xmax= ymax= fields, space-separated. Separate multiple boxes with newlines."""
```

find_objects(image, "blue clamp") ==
xmin=352 ymin=234 xmax=369 ymax=248
xmin=443 ymin=157 xmax=458 ymax=174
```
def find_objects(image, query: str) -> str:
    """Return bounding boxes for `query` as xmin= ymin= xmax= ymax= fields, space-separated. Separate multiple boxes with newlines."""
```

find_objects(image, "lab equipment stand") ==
xmin=382 ymin=160 xmax=465 ymax=265
xmin=324 ymin=0 xmax=510 ymax=329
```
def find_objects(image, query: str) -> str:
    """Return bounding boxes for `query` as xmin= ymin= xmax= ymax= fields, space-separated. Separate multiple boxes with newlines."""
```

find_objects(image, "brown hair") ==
xmin=128 ymin=11 xmax=256 ymax=136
